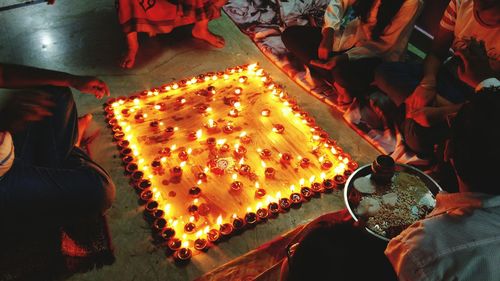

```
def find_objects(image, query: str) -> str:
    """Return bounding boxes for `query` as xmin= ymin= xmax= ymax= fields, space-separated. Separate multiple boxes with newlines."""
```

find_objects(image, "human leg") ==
xmin=1 ymin=86 xmax=115 ymax=222
xmin=281 ymin=25 xmax=332 ymax=80
xmin=332 ymin=57 xmax=382 ymax=104
xmin=120 ymin=31 xmax=138 ymax=69
xmin=192 ymin=19 xmax=225 ymax=48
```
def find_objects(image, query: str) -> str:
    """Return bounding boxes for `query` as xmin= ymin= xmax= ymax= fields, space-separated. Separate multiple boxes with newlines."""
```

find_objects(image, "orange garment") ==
xmin=116 ymin=0 xmax=227 ymax=35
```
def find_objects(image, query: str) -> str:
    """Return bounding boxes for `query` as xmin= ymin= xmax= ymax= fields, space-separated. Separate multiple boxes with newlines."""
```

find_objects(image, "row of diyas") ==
xmin=103 ymin=63 xmax=358 ymax=263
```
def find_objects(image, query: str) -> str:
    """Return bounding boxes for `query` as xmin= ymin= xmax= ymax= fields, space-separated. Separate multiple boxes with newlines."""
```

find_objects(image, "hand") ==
xmin=318 ymin=38 xmax=331 ymax=60
xmin=455 ymin=38 xmax=494 ymax=88
xmin=70 ymin=76 xmax=110 ymax=99
xmin=0 ymin=92 xmax=55 ymax=132
xmin=310 ymin=54 xmax=347 ymax=71
xmin=405 ymin=84 xmax=436 ymax=119
xmin=407 ymin=106 xmax=437 ymax=127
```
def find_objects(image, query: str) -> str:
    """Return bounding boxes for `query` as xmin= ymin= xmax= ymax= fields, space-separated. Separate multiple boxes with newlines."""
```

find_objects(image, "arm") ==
xmin=0 ymin=63 xmax=109 ymax=98
xmin=405 ymin=0 xmax=457 ymax=115
xmin=408 ymin=102 xmax=463 ymax=127
xmin=318 ymin=0 xmax=346 ymax=60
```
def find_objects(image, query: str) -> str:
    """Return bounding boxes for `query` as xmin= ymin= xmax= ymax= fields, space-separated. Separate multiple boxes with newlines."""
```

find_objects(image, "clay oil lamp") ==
xmin=178 ymin=150 xmax=189 ymax=161
xmin=272 ymin=124 xmax=285 ymax=134
xmin=197 ymin=172 xmax=207 ymax=182
xmin=230 ymin=181 xmax=243 ymax=191
xmin=239 ymin=132 xmax=252 ymax=144
xmin=234 ymin=145 xmax=247 ymax=158
xmin=258 ymin=148 xmax=272 ymax=159
xmin=232 ymin=216 xmax=245 ymax=230
xmin=256 ymin=205 xmax=269 ymax=220
xmin=188 ymin=186 xmax=202 ymax=198
xmin=334 ymin=175 xmax=346 ymax=189
xmin=322 ymin=178 xmax=335 ymax=192
xmin=175 ymin=247 xmax=192 ymax=263
xmin=131 ymin=171 xmax=144 ymax=181
xmin=137 ymin=179 xmax=152 ymax=190
xmin=290 ymin=192 xmax=303 ymax=206
xmin=207 ymin=229 xmax=220 ymax=243
xmin=299 ymin=158 xmax=310 ymax=168
xmin=321 ymin=160 xmax=333 ymax=170
xmin=153 ymin=217 xmax=167 ymax=232
xmin=206 ymin=137 xmax=217 ymax=148
xmin=223 ymin=124 xmax=234 ymax=134
xmin=279 ymin=197 xmax=291 ymax=211
xmin=125 ymin=163 xmax=138 ymax=174
xmin=161 ymin=227 xmax=176 ymax=241
xmin=205 ymin=119 xmax=218 ymax=133
xmin=261 ymin=109 xmax=271 ymax=117
xmin=184 ymin=222 xmax=196 ymax=234
xmin=159 ymin=147 xmax=171 ymax=157
xmin=239 ymin=164 xmax=251 ymax=176
xmin=244 ymin=210 xmax=257 ymax=225
xmin=311 ymin=182 xmax=322 ymax=193
xmin=256 ymin=163 xmax=271 ymax=177
xmin=280 ymin=153 xmax=292 ymax=165
xmin=118 ymin=140 xmax=129 ymax=149
xmin=140 ymin=190 xmax=153 ymax=202
xmin=194 ymin=236 xmax=208 ymax=252
xmin=300 ymin=187 xmax=313 ymax=199
xmin=220 ymin=223 xmax=234 ymax=236
xmin=164 ymin=126 xmax=175 ymax=138
xmin=170 ymin=166 xmax=183 ymax=177
xmin=122 ymin=155 xmax=134 ymax=165
xmin=228 ymin=109 xmax=239 ymax=117
xmin=268 ymin=202 xmax=280 ymax=216
xmin=168 ymin=238 xmax=182 ymax=251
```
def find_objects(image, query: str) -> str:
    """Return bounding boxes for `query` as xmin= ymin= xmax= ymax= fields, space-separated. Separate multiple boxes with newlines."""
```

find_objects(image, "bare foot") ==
xmin=76 ymin=113 xmax=93 ymax=147
xmin=120 ymin=48 xmax=137 ymax=69
xmin=192 ymin=27 xmax=225 ymax=48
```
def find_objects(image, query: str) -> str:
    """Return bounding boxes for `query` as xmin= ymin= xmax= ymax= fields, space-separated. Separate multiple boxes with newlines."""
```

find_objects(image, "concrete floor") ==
xmin=0 ymin=1 xmax=378 ymax=280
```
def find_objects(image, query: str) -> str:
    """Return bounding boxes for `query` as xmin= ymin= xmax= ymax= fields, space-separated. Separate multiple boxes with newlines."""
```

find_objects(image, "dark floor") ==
xmin=0 ymin=1 xmax=379 ymax=280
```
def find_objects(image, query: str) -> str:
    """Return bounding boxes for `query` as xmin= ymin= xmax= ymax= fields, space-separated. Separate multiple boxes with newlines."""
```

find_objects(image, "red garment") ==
xmin=116 ymin=0 xmax=227 ymax=35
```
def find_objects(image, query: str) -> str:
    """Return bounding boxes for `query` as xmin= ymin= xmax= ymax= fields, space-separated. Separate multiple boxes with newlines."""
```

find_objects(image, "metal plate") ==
xmin=344 ymin=163 xmax=443 ymax=241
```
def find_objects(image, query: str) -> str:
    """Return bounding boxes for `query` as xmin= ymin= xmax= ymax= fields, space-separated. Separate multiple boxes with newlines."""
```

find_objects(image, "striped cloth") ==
xmin=116 ymin=0 xmax=227 ymax=35
xmin=0 ymin=131 xmax=14 ymax=178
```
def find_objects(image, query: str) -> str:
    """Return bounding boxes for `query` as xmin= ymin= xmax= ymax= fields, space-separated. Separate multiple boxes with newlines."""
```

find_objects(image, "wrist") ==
xmin=420 ymin=76 xmax=437 ymax=88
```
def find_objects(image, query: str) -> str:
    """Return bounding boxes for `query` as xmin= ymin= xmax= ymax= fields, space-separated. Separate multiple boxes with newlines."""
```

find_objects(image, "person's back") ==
xmin=386 ymin=94 xmax=500 ymax=281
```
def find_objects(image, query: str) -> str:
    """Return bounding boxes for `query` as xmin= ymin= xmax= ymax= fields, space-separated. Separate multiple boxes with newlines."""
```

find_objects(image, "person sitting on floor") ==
xmin=374 ymin=0 xmax=500 ymax=159
xmin=281 ymin=0 xmax=422 ymax=108
xmin=0 ymin=63 xmax=115 ymax=226
xmin=117 ymin=0 xmax=227 ymax=69
xmin=385 ymin=93 xmax=500 ymax=281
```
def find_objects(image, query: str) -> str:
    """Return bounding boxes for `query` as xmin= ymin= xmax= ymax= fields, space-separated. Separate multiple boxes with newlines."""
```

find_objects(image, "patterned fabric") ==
xmin=117 ymin=0 xmax=227 ymax=35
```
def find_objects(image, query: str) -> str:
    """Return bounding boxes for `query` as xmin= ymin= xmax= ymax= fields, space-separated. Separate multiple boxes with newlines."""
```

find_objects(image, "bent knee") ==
xmin=86 ymin=169 xmax=116 ymax=213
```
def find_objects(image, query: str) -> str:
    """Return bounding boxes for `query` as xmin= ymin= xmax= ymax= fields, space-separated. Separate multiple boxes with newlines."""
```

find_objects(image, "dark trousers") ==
xmin=0 ymin=86 xmax=115 ymax=224
xmin=281 ymin=25 xmax=382 ymax=98
xmin=374 ymin=62 xmax=473 ymax=157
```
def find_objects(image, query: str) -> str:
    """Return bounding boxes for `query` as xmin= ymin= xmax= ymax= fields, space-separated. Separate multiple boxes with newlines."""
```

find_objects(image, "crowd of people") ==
xmin=0 ymin=0 xmax=498 ymax=280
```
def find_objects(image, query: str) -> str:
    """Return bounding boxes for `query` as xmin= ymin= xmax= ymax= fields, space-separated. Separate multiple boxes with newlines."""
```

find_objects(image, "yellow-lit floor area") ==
xmin=0 ymin=1 xmax=378 ymax=280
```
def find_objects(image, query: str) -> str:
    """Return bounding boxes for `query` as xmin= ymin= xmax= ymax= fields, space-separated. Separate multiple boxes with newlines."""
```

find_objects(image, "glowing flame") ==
xmin=189 ymin=216 xmax=194 ymax=223
xmin=276 ymin=191 xmax=282 ymax=198
xmin=182 ymin=241 xmax=189 ymax=248
xmin=232 ymin=173 xmax=238 ymax=181
xmin=256 ymin=202 xmax=262 ymax=210
xmin=216 ymin=139 xmax=226 ymax=145
xmin=161 ymin=157 xmax=167 ymax=163
xmin=180 ymin=161 xmax=186 ymax=168
xmin=204 ymin=226 xmax=210 ymax=234
xmin=234 ymin=102 xmax=241 ymax=108
xmin=320 ymin=172 xmax=326 ymax=180
xmin=246 ymin=207 xmax=252 ymax=213
xmin=187 ymin=148 xmax=192 ymax=154
xmin=261 ymin=161 xmax=267 ymax=168
xmin=216 ymin=215 xmax=223 ymax=226
xmin=319 ymin=156 xmax=325 ymax=163
xmin=171 ymin=144 xmax=177 ymax=151
xmin=193 ymin=199 xmax=199 ymax=204
xmin=196 ymin=231 xmax=202 ymax=238
xmin=299 ymin=178 xmax=305 ymax=186
xmin=208 ymin=119 xmax=215 ymax=127
xmin=165 ymin=204 xmax=171 ymax=214
xmin=239 ymin=131 xmax=247 ymax=138
xmin=290 ymin=185 xmax=296 ymax=192
xmin=239 ymin=158 xmax=245 ymax=165
xmin=309 ymin=175 xmax=316 ymax=183
xmin=255 ymin=182 xmax=260 ymax=189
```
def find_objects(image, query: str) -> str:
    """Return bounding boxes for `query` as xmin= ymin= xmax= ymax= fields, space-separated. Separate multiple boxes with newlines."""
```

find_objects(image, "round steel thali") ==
xmin=344 ymin=163 xmax=443 ymax=241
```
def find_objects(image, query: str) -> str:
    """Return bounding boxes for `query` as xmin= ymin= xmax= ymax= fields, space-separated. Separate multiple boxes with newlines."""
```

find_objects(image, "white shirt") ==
xmin=0 ymin=131 xmax=14 ymax=178
xmin=323 ymin=0 xmax=423 ymax=61
xmin=385 ymin=192 xmax=500 ymax=281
